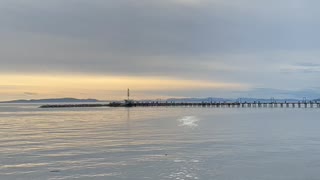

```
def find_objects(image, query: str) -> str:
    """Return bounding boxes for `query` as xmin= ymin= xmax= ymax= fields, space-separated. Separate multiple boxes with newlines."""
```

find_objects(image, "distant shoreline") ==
xmin=0 ymin=98 xmax=106 ymax=104
xmin=1 ymin=97 xmax=319 ymax=104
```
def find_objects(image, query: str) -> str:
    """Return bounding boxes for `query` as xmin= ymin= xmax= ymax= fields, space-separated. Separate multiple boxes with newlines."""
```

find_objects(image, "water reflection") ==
xmin=1 ymin=106 xmax=320 ymax=179
xmin=167 ymin=159 xmax=200 ymax=180
xmin=178 ymin=116 xmax=200 ymax=128
xmin=126 ymin=107 xmax=131 ymax=130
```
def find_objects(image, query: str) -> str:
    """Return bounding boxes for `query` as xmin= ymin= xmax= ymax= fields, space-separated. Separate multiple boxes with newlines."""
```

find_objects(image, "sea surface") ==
xmin=1 ymin=103 xmax=320 ymax=180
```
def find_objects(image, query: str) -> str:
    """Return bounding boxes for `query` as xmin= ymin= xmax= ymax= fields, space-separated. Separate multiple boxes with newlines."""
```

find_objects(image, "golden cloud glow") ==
xmin=0 ymin=73 xmax=249 ymax=100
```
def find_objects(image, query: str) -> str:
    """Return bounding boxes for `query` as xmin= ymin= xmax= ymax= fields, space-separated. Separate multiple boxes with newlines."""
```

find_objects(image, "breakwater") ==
xmin=40 ymin=104 xmax=110 ymax=108
xmin=40 ymin=101 xmax=320 ymax=108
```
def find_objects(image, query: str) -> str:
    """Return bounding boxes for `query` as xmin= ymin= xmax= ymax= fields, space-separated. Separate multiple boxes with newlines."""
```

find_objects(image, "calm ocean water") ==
xmin=1 ymin=103 xmax=320 ymax=180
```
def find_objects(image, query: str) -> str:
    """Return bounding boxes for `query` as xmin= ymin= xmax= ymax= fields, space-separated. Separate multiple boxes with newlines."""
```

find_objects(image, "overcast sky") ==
xmin=0 ymin=0 xmax=319 ymax=100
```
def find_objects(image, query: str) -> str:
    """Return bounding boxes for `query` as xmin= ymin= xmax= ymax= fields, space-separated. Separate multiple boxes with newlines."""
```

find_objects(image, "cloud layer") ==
xmin=0 ymin=0 xmax=319 ymax=99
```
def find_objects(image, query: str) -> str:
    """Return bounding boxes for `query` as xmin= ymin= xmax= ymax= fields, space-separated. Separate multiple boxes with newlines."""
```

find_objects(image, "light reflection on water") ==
xmin=178 ymin=116 xmax=200 ymax=128
xmin=1 ymin=104 xmax=320 ymax=179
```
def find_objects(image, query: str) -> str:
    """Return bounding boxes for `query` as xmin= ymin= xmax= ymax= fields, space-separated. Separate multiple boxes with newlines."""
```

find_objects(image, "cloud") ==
xmin=296 ymin=62 xmax=320 ymax=67
xmin=24 ymin=92 xmax=38 ymax=96
xmin=234 ymin=87 xmax=320 ymax=99
xmin=0 ymin=0 xmax=320 ymax=99
xmin=281 ymin=60 xmax=320 ymax=74
xmin=2 ymin=0 xmax=320 ymax=55
xmin=0 ymin=73 xmax=250 ymax=100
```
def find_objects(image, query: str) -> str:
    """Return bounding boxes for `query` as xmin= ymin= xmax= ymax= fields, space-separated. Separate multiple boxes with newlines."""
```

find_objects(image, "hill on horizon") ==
xmin=1 ymin=98 xmax=103 ymax=103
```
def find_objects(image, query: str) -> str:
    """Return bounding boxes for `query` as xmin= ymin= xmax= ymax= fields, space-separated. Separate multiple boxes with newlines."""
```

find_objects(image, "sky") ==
xmin=0 ymin=0 xmax=320 ymax=100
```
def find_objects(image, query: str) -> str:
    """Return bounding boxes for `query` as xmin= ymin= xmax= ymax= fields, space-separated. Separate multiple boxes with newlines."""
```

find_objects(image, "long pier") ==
xmin=40 ymin=101 xmax=320 ymax=108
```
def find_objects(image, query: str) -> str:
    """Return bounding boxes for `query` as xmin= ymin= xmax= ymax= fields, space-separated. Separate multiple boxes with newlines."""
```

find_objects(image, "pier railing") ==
xmin=126 ymin=101 xmax=320 ymax=108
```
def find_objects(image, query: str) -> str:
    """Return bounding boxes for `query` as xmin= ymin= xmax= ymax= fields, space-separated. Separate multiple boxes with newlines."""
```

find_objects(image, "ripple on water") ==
xmin=166 ymin=159 xmax=200 ymax=180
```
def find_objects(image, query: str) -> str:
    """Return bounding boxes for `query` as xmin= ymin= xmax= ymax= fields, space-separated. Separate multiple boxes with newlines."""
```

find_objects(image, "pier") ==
xmin=40 ymin=101 xmax=320 ymax=108
xmin=39 ymin=89 xmax=320 ymax=109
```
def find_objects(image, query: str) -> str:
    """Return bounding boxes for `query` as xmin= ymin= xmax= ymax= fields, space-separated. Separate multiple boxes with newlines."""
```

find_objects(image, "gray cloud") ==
xmin=1 ymin=0 xmax=320 ymax=56
xmin=24 ymin=92 xmax=38 ymax=96
xmin=2 ymin=0 xmax=320 ymax=54
xmin=233 ymin=87 xmax=320 ymax=99
xmin=296 ymin=62 xmax=320 ymax=67
xmin=281 ymin=60 xmax=320 ymax=74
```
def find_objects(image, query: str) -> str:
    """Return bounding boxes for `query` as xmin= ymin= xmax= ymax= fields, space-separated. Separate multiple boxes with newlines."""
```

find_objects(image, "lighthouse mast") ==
xmin=127 ymin=88 xmax=130 ymax=101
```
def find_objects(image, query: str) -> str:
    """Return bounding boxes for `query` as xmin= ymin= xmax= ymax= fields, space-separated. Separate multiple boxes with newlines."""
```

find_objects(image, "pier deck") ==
xmin=40 ymin=102 xmax=320 ymax=108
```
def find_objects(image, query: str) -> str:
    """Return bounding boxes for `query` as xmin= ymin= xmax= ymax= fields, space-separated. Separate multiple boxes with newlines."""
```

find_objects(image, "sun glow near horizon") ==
xmin=0 ymin=73 xmax=249 ymax=101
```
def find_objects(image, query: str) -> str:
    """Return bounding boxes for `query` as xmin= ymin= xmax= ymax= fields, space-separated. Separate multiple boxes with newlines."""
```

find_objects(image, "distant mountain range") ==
xmin=1 ymin=98 xmax=103 ymax=103
xmin=166 ymin=97 xmax=232 ymax=102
